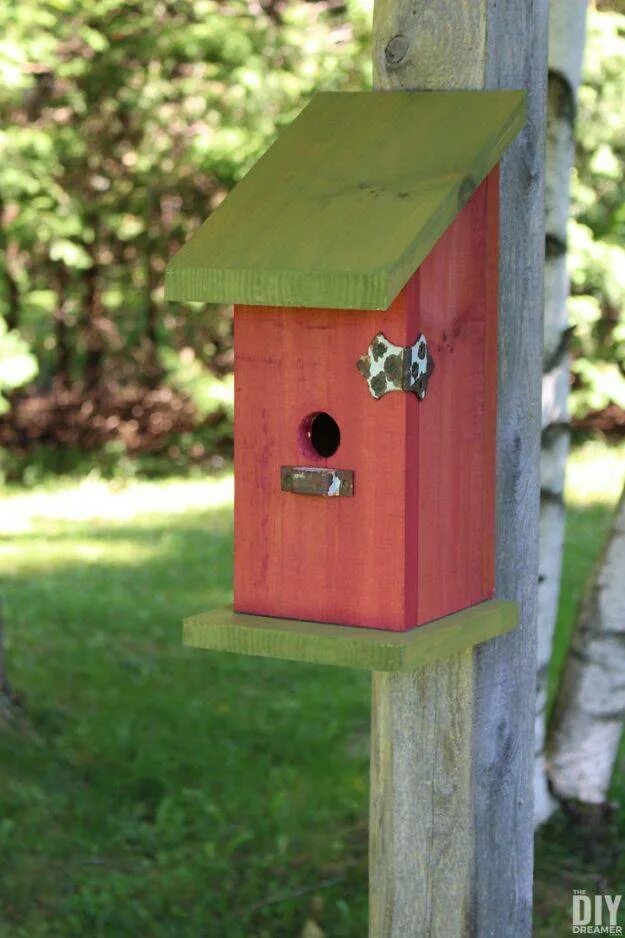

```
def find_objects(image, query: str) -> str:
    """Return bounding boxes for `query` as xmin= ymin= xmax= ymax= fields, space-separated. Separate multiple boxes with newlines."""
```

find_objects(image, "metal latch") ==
xmin=357 ymin=332 xmax=434 ymax=400
xmin=281 ymin=466 xmax=354 ymax=497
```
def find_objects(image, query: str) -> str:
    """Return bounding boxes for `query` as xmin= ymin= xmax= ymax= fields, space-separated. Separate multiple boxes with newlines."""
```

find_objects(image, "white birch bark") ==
xmin=535 ymin=0 xmax=588 ymax=827
xmin=548 ymin=484 xmax=625 ymax=804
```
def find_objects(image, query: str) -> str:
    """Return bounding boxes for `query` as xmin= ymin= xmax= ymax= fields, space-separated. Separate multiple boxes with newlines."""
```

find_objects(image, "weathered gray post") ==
xmin=369 ymin=3 xmax=548 ymax=935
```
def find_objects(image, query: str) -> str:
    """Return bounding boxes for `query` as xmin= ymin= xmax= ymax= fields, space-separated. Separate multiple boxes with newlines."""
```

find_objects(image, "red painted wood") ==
xmin=483 ymin=166 xmax=499 ymax=598
xmin=233 ymin=169 xmax=499 ymax=630
xmin=408 ymin=168 xmax=498 ymax=624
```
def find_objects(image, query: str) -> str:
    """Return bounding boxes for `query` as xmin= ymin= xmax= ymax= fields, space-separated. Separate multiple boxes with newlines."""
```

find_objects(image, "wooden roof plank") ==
xmin=166 ymin=90 xmax=525 ymax=310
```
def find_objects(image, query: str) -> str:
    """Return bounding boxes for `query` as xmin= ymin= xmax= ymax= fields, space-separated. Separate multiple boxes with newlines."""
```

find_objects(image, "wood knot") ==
xmin=385 ymin=34 xmax=409 ymax=67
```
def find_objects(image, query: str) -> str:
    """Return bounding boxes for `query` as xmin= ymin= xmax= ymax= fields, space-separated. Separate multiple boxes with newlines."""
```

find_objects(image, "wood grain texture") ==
xmin=477 ymin=4 xmax=547 ymax=935
xmin=183 ymin=600 xmax=517 ymax=672
xmin=233 ymin=174 xmax=498 ymax=631
xmin=408 ymin=169 xmax=499 ymax=624
xmin=371 ymin=1 xmax=547 ymax=936
xmin=373 ymin=0 xmax=487 ymax=91
xmin=370 ymin=652 xmax=473 ymax=937
xmin=165 ymin=91 xmax=525 ymax=310
xmin=233 ymin=290 xmax=411 ymax=630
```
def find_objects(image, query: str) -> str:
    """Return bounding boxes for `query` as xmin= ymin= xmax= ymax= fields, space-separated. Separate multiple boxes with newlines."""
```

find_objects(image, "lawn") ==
xmin=0 ymin=437 xmax=624 ymax=937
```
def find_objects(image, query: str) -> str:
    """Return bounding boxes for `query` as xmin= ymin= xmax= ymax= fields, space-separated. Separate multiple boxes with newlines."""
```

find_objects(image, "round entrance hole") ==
xmin=300 ymin=412 xmax=341 ymax=458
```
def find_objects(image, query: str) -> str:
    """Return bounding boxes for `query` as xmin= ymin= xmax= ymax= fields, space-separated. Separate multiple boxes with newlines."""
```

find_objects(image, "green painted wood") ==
xmin=183 ymin=600 xmax=517 ymax=671
xmin=165 ymin=90 xmax=525 ymax=310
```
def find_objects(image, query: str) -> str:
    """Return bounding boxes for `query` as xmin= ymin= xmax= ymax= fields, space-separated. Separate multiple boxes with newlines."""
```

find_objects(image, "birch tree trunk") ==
xmin=534 ymin=0 xmax=588 ymax=827
xmin=547 ymin=484 xmax=625 ymax=805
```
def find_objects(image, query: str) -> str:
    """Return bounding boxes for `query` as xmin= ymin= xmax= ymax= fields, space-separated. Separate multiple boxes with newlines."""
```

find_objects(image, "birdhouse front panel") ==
xmin=233 ymin=171 xmax=498 ymax=631
xmin=165 ymin=90 xmax=525 ymax=634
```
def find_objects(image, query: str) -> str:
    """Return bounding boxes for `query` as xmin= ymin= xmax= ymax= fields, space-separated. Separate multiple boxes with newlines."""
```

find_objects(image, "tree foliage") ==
xmin=569 ymin=10 xmax=625 ymax=424
xmin=0 ymin=316 xmax=38 ymax=414
xmin=0 ymin=0 xmax=371 ymax=465
xmin=2 ymin=2 xmax=625 ymax=467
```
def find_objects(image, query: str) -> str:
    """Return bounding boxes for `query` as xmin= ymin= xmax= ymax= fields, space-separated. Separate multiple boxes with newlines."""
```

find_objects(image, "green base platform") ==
xmin=183 ymin=600 xmax=518 ymax=672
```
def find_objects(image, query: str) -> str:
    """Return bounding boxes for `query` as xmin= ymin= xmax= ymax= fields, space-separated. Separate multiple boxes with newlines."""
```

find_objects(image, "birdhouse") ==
xmin=166 ymin=91 xmax=525 ymax=657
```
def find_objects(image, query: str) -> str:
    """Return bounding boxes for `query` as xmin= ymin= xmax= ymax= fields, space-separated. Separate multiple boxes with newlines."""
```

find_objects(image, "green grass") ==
xmin=0 ymin=475 xmax=369 ymax=937
xmin=0 ymin=438 xmax=624 ymax=937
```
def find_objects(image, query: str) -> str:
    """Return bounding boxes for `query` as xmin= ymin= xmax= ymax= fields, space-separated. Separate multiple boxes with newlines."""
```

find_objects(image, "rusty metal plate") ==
xmin=357 ymin=332 xmax=434 ymax=400
xmin=281 ymin=466 xmax=354 ymax=497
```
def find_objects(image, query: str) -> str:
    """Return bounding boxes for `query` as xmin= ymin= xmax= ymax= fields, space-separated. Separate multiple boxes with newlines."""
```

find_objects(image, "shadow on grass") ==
xmin=534 ymin=805 xmax=625 ymax=937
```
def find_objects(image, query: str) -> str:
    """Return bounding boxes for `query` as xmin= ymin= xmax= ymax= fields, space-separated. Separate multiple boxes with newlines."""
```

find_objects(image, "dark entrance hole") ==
xmin=300 ymin=412 xmax=341 ymax=458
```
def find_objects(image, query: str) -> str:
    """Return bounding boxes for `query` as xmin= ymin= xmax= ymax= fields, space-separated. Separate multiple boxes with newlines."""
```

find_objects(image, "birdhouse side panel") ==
xmin=233 ymin=296 xmax=416 ymax=630
xmin=408 ymin=169 xmax=499 ymax=625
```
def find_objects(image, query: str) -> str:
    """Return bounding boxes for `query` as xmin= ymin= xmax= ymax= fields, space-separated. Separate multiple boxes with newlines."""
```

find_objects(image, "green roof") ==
xmin=166 ymin=90 xmax=525 ymax=311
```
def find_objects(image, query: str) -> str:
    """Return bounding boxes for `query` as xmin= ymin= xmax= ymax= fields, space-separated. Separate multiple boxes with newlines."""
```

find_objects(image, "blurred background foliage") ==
xmin=569 ymin=8 xmax=625 ymax=425
xmin=0 ymin=0 xmax=371 ymax=479
xmin=0 ymin=1 xmax=624 ymax=477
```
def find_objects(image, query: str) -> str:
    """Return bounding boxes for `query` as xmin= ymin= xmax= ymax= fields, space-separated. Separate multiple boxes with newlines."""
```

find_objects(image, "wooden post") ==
xmin=369 ymin=3 xmax=548 ymax=936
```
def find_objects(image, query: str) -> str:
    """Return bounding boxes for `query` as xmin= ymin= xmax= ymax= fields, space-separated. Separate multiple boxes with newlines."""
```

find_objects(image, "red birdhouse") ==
xmin=166 ymin=90 xmax=525 ymax=638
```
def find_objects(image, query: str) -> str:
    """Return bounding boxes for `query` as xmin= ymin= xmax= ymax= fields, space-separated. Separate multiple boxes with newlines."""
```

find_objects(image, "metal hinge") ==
xmin=357 ymin=332 xmax=434 ymax=400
